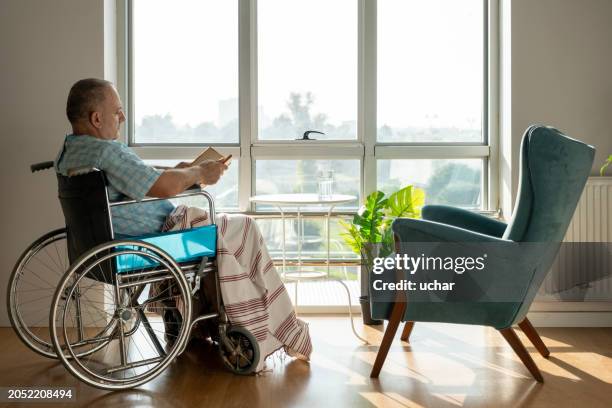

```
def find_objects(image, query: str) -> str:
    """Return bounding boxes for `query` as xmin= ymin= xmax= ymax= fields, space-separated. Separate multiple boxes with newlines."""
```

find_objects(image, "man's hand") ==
xmin=198 ymin=159 xmax=228 ymax=185
xmin=147 ymin=158 xmax=227 ymax=198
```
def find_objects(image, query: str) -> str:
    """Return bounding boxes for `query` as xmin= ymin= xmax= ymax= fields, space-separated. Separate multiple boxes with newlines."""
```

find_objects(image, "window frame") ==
xmin=118 ymin=0 xmax=499 ymax=214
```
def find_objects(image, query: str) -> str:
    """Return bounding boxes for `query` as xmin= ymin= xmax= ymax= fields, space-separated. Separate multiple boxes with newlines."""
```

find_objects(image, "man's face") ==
xmin=96 ymin=86 xmax=126 ymax=140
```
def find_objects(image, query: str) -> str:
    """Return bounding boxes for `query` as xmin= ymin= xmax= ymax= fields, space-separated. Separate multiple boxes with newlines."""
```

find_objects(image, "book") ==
xmin=190 ymin=147 xmax=232 ymax=166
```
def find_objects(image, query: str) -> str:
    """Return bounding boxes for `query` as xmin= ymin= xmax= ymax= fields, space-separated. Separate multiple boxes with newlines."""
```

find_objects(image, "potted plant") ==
xmin=339 ymin=185 xmax=425 ymax=325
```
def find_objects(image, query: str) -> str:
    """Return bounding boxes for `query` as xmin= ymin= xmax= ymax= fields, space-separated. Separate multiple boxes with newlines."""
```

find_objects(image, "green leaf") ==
xmin=338 ymin=186 xmax=427 ymax=259
xmin=348 ymin=191 xmax=387 ymax=244
xmin=365 ymin=191 xmax=387 ymax=212
xmin=380 ymin=225 xmax=395 ymax=258
xmin=600 ymin=155 xmax=612 ymax=176
xmin=386 ymin=185 xmax=425 ymax=218
xmin=338 ymin=220 xmax=363 ymax=254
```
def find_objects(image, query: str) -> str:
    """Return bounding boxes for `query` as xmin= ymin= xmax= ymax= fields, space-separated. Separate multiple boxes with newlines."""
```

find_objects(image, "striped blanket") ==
xmin=162 ymin=205 xmax=312 ymax=371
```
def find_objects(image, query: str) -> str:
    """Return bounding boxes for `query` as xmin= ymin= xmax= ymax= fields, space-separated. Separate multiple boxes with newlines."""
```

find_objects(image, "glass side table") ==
xmin=250 ymin=194 xmax=367 ymax=343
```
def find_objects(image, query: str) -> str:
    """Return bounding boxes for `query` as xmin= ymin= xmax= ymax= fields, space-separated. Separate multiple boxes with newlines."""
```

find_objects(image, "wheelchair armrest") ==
xmin=110 ymin=189 xmax=217 ymax=223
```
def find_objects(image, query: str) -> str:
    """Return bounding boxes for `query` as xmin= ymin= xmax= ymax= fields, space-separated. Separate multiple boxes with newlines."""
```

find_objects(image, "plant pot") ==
xmin=359 ymin=295 xmax=383 ymax=326
xmin=359 ymin=262 xmax=383 ymax=325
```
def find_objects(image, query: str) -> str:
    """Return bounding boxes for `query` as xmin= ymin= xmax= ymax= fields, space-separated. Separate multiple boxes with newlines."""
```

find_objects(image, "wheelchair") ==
xmin=7 ymin=161 xmax=260 ymax=390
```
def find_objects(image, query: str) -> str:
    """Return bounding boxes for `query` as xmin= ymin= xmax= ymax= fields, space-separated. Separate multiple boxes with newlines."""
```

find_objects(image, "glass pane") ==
xmin=255 ymin=218 xmax=359 ymax=307
xmin=255 ymin=217 xmax=360 ymax=261
xmin=258 ymin=0 xmax=357 ymax=140
xmin=377 ymin=159 xmax=483 ymax=209
xmin=377 ymin=0 xmax=484 ymax=143
xmin=133 ymin=0 xmax=238 ymax=144
xmin=254 ymin=159 xmax=360 ymax=210
xmin=144 ymin=159 xmax=239 ymax=211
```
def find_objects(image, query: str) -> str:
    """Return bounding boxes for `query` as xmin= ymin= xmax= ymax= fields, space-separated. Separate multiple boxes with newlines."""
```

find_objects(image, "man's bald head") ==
xmin=66 ymin=78 xmax=114 ymax=126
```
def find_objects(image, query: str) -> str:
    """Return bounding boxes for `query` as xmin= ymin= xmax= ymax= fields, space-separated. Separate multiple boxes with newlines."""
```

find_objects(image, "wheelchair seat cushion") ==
xmin=115 ymin=225 xmax=217 ymax=273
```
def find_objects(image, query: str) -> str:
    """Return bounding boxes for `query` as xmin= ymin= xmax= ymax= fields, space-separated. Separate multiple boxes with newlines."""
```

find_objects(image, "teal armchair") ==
xmin=370 ymin=125 xmax=595 ymax=382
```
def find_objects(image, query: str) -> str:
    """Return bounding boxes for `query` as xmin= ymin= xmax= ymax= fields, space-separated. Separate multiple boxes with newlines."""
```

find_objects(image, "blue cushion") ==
xmin=114 ymin=225 xmax=217 ymax=273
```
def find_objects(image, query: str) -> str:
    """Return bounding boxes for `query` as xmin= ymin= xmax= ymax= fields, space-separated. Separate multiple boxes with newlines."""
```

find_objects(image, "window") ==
xmin=377 ymin=0 xmax=484 ymax=143
xmin=258 ymin=0 xmax=357 ymax=140
xmin=254 ymin=159 xmax=360 ymax=210
xmin=124 ymin=0 xmax=496 ymax=307
xmin=131 ymin=0 xmax=239 ymax=144
xmin=377 ymin=159 xmax=483 ymax=209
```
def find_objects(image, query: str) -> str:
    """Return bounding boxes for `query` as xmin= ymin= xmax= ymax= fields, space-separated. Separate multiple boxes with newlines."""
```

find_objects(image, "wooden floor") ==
xmin=1 ymin=317 xmax=611 ymax=408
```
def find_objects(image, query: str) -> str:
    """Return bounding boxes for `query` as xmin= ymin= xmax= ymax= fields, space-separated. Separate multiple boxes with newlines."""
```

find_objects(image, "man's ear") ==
xmin=90 ymin=111 xmax=103 ymax=129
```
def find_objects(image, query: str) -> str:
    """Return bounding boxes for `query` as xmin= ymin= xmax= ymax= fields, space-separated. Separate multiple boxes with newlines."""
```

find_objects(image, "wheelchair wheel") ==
xmin=50 ymin=240 xmax=193 ymax=390
xmin=7 ymin=228 xmax=69 ymax=358
xmin=7 ymin=229 xmax=130 ymax=359
xmin=219 ymin=326 xmax=260 ymax=375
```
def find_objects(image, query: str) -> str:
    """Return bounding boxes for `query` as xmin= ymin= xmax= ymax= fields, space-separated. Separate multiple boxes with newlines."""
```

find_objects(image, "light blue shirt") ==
xmin=54 ymin=134 xmax=174 ymax=237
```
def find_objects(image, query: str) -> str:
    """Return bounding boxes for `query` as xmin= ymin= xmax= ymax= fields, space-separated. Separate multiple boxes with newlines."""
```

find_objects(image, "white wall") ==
xmin=502 ymin=0 xmax=612 ymax=212
xmin=0 ymin=0 xmax=106 ymax=325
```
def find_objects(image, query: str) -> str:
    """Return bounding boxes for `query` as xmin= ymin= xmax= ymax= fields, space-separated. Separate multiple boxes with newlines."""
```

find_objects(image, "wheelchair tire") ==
xmin=50 ymin=240 xmax=193 ymax=390
xmin=7 ymin=228 xmax=68 ymax=358
xmin=219 ymin=326 xmax=260 ymax=375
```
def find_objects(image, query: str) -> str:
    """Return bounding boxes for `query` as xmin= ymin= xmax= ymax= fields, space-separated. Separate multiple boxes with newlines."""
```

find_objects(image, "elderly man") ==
xmin=55 ymin=78 xmax=311 ymax=371
xmin=55 ymin=78 xmax=227 ymax=237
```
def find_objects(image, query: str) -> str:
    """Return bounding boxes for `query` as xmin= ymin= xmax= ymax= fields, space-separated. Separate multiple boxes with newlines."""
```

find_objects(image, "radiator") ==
xmin=540 ymin=177 xmax=612 ymax=301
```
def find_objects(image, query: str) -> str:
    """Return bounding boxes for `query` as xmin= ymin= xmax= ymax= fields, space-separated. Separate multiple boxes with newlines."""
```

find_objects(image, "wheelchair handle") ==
xmin=30 ymin=161 xmax=55 ymax=173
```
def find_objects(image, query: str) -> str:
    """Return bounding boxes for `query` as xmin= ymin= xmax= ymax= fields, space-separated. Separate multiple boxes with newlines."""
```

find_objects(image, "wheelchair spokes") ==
xmin=50 ymin=240 xmax=192 ymax=390
xmin=49 ymin=276 xmax=117 ymax=361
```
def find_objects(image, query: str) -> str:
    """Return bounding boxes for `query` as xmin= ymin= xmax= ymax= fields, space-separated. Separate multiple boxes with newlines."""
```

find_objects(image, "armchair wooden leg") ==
xmin=499 ymin=327 xmax=544 ymax=382
xmin=400 ymin=321 xmax=414 ymax=342
xmin=518 ymin=317 xmax=550 ymax=358
xmin=370 ymin=302 xmax=406 ymax=378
